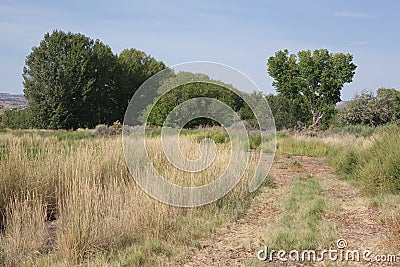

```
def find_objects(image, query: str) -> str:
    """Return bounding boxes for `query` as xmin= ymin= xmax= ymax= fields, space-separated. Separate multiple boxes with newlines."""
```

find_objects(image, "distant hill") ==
xmin=335 ymin=101 xmax=350 ymax=110
xmin=0 ymin=93 xmax=28 ymax=114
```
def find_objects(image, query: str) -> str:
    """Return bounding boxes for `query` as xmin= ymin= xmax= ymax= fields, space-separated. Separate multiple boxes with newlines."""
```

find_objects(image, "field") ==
xmin=0 ymin=128 xmax=273 ymax=266
xmin=0 ymin=126 xmax=399 ymax=266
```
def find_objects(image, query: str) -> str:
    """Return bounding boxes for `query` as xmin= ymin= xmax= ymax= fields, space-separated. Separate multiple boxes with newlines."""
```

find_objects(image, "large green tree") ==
xmin=265 ymin=93 xmax=310 ymax=130
xmin=23 ymin=30 xmax=118 ymax=129
xmin=23 ymin=30 xmax=166 ymax=129
xmin=117 ymin=48 xmax=166 ymax=121
xmin=267 ymin=49 xmax=357 ymax=128
xmin=143 ymin=72 xmax=245 ymax=127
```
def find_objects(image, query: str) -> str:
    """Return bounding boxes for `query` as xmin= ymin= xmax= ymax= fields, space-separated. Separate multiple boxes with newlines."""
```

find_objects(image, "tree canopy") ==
xmin=144 ymin=72 xmax=247 ymax=128
xmin=267 ymin=49 xmax=357 ymax=128
xmin=11 ymin=31 xmax=382 ymax=131
xmin=265 ymin=93 xmax=310 ymax=130
xmin=22 ymin=30 xmax=165 ymax=129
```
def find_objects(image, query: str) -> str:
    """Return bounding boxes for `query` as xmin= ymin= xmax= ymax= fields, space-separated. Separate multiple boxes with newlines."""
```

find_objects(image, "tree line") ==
xmin=5 ymin=30 xmax=165 ymax=129
xmin=1 ymin=30 xmax=399 ymax=130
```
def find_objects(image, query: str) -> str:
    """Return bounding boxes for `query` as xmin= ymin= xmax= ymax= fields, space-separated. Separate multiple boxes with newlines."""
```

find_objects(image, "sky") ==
xmin=0 ymin=0 xmax=399 ymax=100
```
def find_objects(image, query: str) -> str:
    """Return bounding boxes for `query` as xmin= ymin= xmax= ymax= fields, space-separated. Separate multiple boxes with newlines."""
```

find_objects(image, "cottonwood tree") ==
xmin=23 ymin=30 xmax=118 ymax=129
xmin=117 ymin=48 xmax=166 ymax=122
xmin=143 ymin=71 xmax=246 ymax=127
xmin=23 ymin=30 xmax=166 ymax=129
xmin=265 ymin=93 xmax=311 ymax=130
xmin=267 ymin=49 xmax=357 ymax=128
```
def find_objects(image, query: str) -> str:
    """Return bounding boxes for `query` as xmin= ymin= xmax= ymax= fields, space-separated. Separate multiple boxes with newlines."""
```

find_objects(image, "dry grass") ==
xmin=0 ymin=132 xmax=264 ymax=265
xmin=292 ymin=132 xmax=376 ymax=149
xmin=0 ymin=193 xmax=47 ymax=266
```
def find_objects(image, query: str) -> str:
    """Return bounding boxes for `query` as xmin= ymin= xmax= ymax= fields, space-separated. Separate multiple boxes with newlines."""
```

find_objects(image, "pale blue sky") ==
xmin=0 ymin=0 xmax=399 ymax=100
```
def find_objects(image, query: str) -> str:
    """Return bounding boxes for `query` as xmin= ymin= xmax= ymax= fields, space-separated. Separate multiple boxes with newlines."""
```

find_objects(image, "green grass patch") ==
xmin=330 ymin=125 xmax=400 ymax=195
xmin=277 ymin=137 xmax=331 ymax=157
xmin=267 ymin=175 xmax=334 ymax=251
xmin=4 ymin=129 xmax=93 ymax=142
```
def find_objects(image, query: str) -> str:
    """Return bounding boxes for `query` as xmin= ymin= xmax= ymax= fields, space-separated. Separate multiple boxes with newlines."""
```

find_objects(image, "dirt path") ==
xmin=181 ymin=155 xmax=395 ymax=267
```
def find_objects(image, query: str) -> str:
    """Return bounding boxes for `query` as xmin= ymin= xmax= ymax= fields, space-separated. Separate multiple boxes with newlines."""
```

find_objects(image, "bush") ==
xmin=331 ymin=148 xmax=359 ymax=177
xmin=249 ymin=132 xmax=261 ymax=150
xmin=339 ymin=88 xmax=400 ymax=126
xmin=92 ymin=121 xmax=122 ymax=136
xmin=192 ymin=129 xmax=229 ymax=144
xmin=357 ymin=126 xmax=400 ymax=195
xmin=92 ymin=124 xmax=109 ymax=136
xmin=331 ymin=125 xmax=400 ymax=195
xmin=1 ymin=108 xmax=33 ymax=129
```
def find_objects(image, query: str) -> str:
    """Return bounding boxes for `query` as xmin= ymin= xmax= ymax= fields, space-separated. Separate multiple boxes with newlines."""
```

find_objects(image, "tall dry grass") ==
xmin=0 ymin=132 xmax=265 ymax=265
xmin=0 ymin=193 xmax=47 ymax=266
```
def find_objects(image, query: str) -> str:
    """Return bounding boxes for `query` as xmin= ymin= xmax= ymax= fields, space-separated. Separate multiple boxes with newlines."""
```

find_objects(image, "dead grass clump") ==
xmin=0 ymin=193 xmax=47 ymax=266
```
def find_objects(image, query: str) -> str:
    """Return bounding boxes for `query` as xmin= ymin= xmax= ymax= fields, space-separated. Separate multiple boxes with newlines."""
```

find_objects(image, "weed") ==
xmin=280 ymin=159 xmax=303 ymax=171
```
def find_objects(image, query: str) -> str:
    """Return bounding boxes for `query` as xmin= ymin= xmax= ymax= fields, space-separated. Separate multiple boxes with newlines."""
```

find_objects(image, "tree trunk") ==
xmin=311 ymin=109 xmax=323 ymax=128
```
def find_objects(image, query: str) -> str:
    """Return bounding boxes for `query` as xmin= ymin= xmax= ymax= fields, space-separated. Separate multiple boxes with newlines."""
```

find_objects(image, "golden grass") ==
xmin=292 ymin=132 xmax=375 ymax=149
xmin=0 ymin=193 xmax=47 ymax=266
xmin=0 ymin=132 xmax=264 ymax=265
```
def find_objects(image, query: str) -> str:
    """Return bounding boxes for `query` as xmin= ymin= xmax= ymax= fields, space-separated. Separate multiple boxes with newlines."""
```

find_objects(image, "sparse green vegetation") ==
xmin=266 ymin=175 xmax=335 ymax=251
xmin=280 ymin=159 xmax=303 ymax=171
xmin=330 ymin=125 xmax=400 ymax=195
xmin=277 ymin=135 xmax=331 ymax=157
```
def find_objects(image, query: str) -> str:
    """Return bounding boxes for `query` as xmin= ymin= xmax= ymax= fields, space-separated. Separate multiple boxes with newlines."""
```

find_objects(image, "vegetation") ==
xmin=144 ymin=72 xmax=246 ymax=128
xmin=0 ymin=131 xmax=269 ymax=266
xmin=265 ymin=93 xmax=310 ymax=130
xmin=1 ymin=108 xmax=33 ymax=129
xmin=266 ymin=174 xmax=334 ymax=251
xmin=277 ymin=135 xmax=332 ymax=157
xmin=339 ymin=88 xmax=400 ymax=126
xmin=2 ymin=30 xmax=400 ymax=134
xmin=22 ymin=30 xmax=165 ymax=129
xmin=2 ymin=28 xmax=400 ymax=265
xmin=267 ymin=49 xmax=356 ymax=128
xmin=330 ymin=125 xmax=400 ymax=195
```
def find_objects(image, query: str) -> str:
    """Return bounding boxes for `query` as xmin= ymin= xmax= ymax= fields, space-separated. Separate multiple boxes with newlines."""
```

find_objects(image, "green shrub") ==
xmin=92 ymin=121 xmax=122 ymax=136
xmin=331 ymin=125 xmax=400 ymax=195
xmin=331 ymin=148 xmax=360 ymax=177
xmin=357 ymin=126 xmax=400 ymax=195
xmin=192 ymin=129 xmax=229 ymax=144
xmin=249 ymin=132 xmax=261 ymax=150
xmin=1 ymin=108 xmax=33 ymax=129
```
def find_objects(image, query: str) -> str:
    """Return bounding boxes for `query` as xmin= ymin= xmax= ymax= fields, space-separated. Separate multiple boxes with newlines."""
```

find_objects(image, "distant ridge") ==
xmin=0 ymin=93 xmax=27 ymax=114
xmin=335 ymin=100 xmax=350 ymax=110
